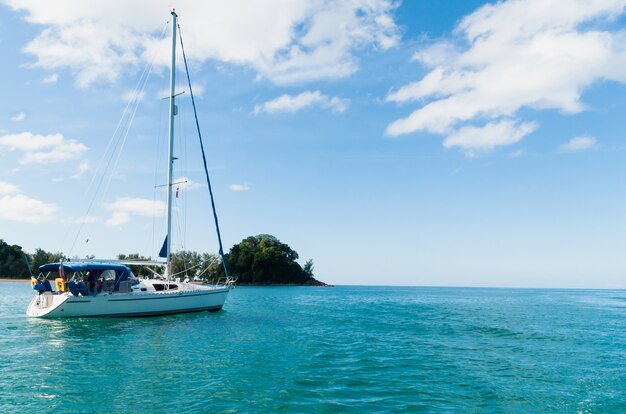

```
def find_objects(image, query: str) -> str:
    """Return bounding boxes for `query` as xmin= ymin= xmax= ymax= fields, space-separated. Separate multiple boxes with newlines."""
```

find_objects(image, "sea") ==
xmin=1 ymin=283 xmax=625 ymax=413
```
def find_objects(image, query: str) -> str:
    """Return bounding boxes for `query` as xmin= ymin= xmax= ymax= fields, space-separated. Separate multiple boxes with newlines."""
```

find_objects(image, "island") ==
xmin=216 ymin=234 xmax=330 ymax=286
xmin=0 ymin=235 xmax=330 ymax=286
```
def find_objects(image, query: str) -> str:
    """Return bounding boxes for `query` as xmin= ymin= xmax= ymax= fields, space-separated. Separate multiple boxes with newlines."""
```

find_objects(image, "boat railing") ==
xmin=215 ymin=276 xmax=237 ymax=288
xmin=188 ymin=276 xmax=237 ymax=288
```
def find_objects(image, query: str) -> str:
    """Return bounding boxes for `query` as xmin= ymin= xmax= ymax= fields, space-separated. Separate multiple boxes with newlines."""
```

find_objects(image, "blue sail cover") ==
xmin=158 ymin=235 xmax=168 ymax=258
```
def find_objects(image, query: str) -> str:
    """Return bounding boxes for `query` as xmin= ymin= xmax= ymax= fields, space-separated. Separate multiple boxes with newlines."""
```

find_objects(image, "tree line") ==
xmin=1 ymin=235 xmax=316 ymax=284
xmin=117 ymin=251 xmax=222 ymax=281
xmin=0 ymin=240 xmax=63 ymax=279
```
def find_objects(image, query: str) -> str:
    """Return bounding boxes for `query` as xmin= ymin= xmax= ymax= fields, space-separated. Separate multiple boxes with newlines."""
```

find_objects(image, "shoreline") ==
xmin=0 ymin=278 xmax=332 ymax=287
xmin=231 ymin=284 xmax=333 ymax=287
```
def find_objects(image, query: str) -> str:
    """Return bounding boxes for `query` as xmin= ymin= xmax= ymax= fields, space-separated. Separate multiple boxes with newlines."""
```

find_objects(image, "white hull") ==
xmin=27 ymin=284 xmax=231 ymax=318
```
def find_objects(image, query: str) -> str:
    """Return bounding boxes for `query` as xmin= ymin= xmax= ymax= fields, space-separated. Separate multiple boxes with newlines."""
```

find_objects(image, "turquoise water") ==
xmin=1 ymin=283 xmax=625 ymax=413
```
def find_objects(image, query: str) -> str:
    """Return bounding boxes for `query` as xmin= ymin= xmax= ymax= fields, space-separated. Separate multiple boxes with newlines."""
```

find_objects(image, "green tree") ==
xmin=115 ymin=251 xmax=221 ymax=280
xmin=117 ymin=253 xmax=153 ymax=277
xmin=219 ymin=234 xmax=310 ymax=284
xmin=29 ymin=248 xmax=63 ymax=276
xmin=0 ymin=239 xmax=29 ymax=278
xmin=303 ymin=259 xmax=314 ymax=279
xmin=170 ymin=251 xmax=221 ymax=281
xmin=170 ymin=250 xmax=200 ymax=279
xmin=199 ymin=252 xmax=221 ymax=282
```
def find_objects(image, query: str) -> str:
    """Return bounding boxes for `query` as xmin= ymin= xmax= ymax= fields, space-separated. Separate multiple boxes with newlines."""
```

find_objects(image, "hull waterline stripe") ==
xmin=46 ymin=305 xmax=223 ymax=319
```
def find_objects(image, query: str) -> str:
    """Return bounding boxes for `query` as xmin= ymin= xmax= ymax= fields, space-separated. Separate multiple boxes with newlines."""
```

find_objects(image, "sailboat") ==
xmin=27 ymin=11 xmax=236 ymax=318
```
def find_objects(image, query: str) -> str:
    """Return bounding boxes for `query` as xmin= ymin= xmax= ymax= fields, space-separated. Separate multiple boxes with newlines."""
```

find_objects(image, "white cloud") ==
xmin=0 ymin=132 xmax=88 ymax=164
xmin=122 ymin=89 xmax=145 ymax=103
xmin=105 ymin=197 xmax=166 ymax=228
xmin=71 ymin=161 xmax=90 ymax=179
xmin=105 ymin=211 xmax=131 ymax=228
xmin=0 ymin=194 xmax=57 ymax=223
xmin=190 ymin=84 xmax=205 ymax=98
xmin=444 ymin=119 xmax=537 ymax=157
xmin=229 ymin=184 xmax=250 ymax=192
xmin=11 ymin=112 xmax=26 ymax=122
xmin=6 ymin=0 xmax=399 ymax=87
xmin=173 ymin=176 xmax=202 ymax=191
xmin=42 ymin=73 xmax=59 ymax=83
xmin=0 ymin=181 xmax=57 ymax=223
xmin=560 ymin=135 xmax=597 ymax=151
xmin=0 ymin=180 xmax=20 ymax=195
xmin=62 ymin=215 xmax=100 ymax=224
xmin=4 ymin=167 xmax=20 ymax=177
xmin=385 ymin=0 xmax=626 ymax=153
xmin=253 ymin=90 xmax=349 ymax=114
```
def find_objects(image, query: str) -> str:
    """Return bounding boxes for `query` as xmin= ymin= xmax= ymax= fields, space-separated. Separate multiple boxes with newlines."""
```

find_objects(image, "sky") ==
xmin=2 ymin=0 xmax=626 ymax=288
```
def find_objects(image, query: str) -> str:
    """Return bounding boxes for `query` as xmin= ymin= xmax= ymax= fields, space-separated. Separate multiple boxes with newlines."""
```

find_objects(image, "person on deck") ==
xmin=84 ymin=272 xmax=97 ymax=295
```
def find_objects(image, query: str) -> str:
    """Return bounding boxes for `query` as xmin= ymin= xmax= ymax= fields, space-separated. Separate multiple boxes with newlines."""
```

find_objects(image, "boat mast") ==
xmin=165 ymin=10 xmax=178 ymax=278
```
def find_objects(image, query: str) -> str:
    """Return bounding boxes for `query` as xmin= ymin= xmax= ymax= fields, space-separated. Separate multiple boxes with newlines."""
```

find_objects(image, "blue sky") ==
xmin=1 ymin=0 xmax=626 ymax=288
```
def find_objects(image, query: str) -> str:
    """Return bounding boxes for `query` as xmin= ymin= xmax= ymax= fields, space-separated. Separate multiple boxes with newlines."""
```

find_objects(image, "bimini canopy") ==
xmin=39 ymin=262 xmax=132 ymax=285
xmin=39 ymin=262 xmax=131 ymax=275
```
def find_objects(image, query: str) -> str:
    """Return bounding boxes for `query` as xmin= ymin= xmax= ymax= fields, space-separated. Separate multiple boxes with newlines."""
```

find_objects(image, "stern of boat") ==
xmin=27 ymin=292 xmax=69 ymax=318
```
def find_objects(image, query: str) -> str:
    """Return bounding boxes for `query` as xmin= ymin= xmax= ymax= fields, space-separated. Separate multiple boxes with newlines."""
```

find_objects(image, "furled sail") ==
xmin=158 ymin=235 xmax=168 ymax=258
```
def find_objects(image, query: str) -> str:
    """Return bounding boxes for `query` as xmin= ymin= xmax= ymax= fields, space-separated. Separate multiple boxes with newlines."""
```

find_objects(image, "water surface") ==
xmin=1 ymin=283 xmax=625 ymax=412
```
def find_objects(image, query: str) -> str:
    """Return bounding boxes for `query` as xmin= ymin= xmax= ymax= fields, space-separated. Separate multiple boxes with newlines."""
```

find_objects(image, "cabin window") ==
xmin=101 ymin=269 xmax=116 ymax=280
xmin=152 ymin=283 xmax=177 ymax=291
